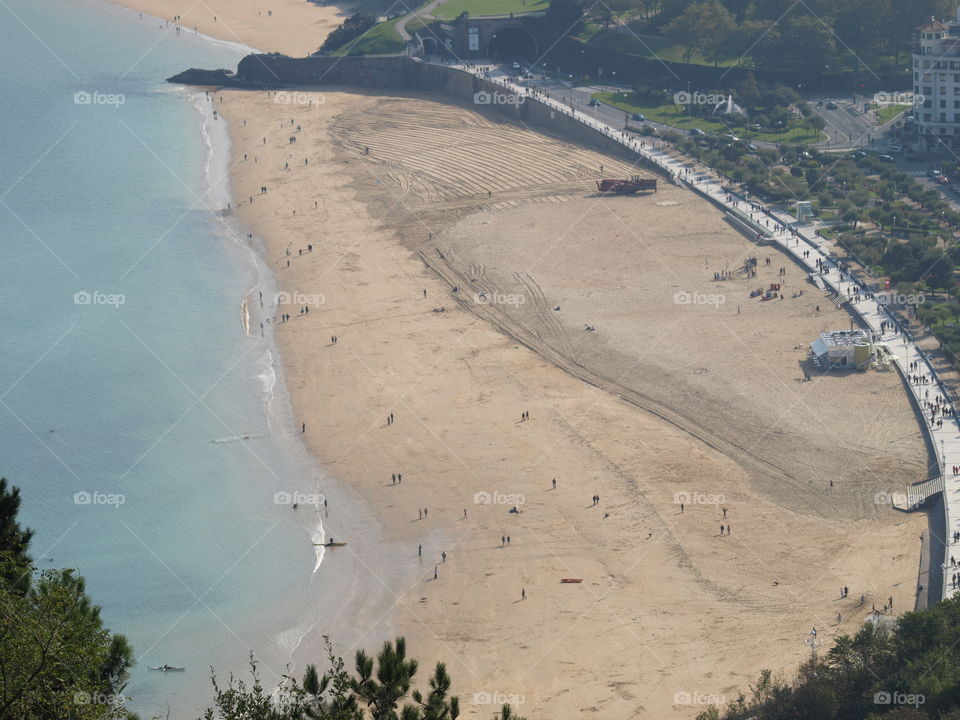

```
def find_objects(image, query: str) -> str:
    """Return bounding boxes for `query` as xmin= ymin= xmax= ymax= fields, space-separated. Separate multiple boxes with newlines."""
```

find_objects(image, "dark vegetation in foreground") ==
xmin=697 ymin=596 xmax=960 ymax=720
xmin=0 ymin=478 xmax=520 ymax=720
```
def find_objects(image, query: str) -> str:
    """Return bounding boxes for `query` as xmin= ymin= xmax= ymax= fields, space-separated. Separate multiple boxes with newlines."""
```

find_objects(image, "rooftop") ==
xmin=816 ymin=330 xmax=870 ymax=349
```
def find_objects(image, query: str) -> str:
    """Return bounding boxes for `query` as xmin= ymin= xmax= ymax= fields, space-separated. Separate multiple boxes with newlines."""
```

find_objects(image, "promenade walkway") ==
xmin=448 ymin=61 xmax=960 ymax=602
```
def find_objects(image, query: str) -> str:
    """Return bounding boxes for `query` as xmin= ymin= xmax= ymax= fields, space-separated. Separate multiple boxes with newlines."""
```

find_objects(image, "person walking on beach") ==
xmin=501 ymin=535 xmax=505 ymax=547
xmin=424 ymin=508 xmax=428 ymax=518
xmin=434 ymin=566 xmax=438 ymax=580
xmin=302 ymin=422 xmax=306 ymax=434
xmin=419 ymin=509 xmax=422 ymax=520
xmin=720 ymin=524 xmax=725 ymax=536
xmin=418 ymin=544 xmax=422 ymax=557
xmin=521 ymin=588 xmax=526 ymax=600
xmin=392 ymin=473 xmax=396 ymax=484
xmin=552 ymin=478 xmax=557 ymax=490
xmin=442 ymin=551 xmax=446 ymax=562
xmin=506 ymin=536 xmax=511 ymax=545
xmin=463 ymin=508 xmax=467 ymax=518
xmin=398 ymin=474 xmax=402 ymax=483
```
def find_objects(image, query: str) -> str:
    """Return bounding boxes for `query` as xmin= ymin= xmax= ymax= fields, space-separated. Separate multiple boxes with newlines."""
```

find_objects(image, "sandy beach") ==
xmin=208 ymin=84 xmax=928 ymax=718
xmin=107 ymin=5 xmax=931 ymax=713
xmin=110 ymin=0 xmax=351 ymax=55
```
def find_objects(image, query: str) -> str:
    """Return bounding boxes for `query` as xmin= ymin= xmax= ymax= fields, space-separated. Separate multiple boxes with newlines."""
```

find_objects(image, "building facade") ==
xmin=914 ymin=10 xmax=960 ymax=151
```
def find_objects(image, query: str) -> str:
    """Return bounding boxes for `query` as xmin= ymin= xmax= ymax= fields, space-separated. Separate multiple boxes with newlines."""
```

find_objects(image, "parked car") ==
xmin=888 ymin=144 xmax=903 ymax=154
xmin=631 ymin=113 xmax=646 ymax=121
xmin=588 ymin=98 xmax=601 ymax=107
xmin=850 ymin=150 xmax=867 ymax=159
xmin=690 ymin=128 xmax=706 ymax=136
xmin=877 ymin=154 xmax=896 ymax=163
xmin=745 ymin=143 xmax=759 ymax=152
xmin=825 ymin=101 xmax=839 ymax=109
xmin=936 ymin=175 xmax=950 ymax=184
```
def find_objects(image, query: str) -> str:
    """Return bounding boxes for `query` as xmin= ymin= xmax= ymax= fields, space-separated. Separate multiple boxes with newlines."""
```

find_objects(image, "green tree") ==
xmin=0 ymin=480 xmax=134 ymax=720
xmin=0 ymin=566 xmax=133 ymax=720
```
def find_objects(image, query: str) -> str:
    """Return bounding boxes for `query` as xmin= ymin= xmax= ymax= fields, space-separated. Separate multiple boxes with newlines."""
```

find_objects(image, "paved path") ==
xmin=395 ymin=0 xmax=443 ymax=42
xmin=443 ymin=60 xmax=960 ymax=601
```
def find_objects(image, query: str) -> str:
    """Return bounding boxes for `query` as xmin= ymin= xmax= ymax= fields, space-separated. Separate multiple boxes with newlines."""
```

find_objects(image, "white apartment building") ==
xmin=914 ymin=8 xmax=960 ymax=151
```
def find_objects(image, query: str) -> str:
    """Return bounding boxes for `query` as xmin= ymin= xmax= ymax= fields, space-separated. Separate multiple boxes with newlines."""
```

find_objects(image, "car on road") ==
xmin=689 ymin=128 xmax=706 ymax=136
xmin=588 ymin=98 xmax=601 ymax=107
xmin=511 ymin=61 xmax=521 ymax=71
xmin=850 ymin=150 xmax=867 ymax=159
xmin=825 ymin=101 xmax=839 ymax=109
xmin=937 ymin=175 xmax=950 ymax=184
xmin=888 ymin=144 xmax=903 ymax=154
xmin=877 ymin=154 xmax=896 ymax=163
xmin=722 ymin=133 xmax=741 ymax=142
xmin=631 ymin=113 xmax=646 ymax=121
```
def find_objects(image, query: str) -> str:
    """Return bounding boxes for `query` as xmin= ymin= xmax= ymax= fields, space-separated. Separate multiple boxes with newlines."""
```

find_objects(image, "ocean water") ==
xmin=0 ymin=1 xmax=336 ymax=715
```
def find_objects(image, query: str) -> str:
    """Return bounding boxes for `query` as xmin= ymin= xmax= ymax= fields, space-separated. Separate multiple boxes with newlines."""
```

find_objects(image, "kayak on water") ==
xmin=148 ymin=665 xmax=185 ymax=672
xmin=313 ymin=541 xmax=347 ymax=547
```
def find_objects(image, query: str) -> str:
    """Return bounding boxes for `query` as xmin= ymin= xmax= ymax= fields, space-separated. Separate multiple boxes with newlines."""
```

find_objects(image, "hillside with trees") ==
xmin=574 ymin=0 xmax=960 ymax=74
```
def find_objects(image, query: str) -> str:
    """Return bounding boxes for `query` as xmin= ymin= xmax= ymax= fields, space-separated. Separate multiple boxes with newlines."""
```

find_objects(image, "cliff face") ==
xmin=167 ymin=68 xmax=237 ymax=85
xmin=233 ymin=54 xmax=418 ymax=88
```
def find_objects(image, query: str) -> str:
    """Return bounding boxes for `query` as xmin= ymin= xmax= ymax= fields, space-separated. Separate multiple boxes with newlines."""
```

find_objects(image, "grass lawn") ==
xmin=332 ymin=19 xmax=405 ymax=56
xmin=876 ymin=104 xmax=910 ymax=125
xmin=434 ymin=0 xmax=547 ymax=18
xmin=594 ymin=91 xmax=729 ymax=133
xmin=573 ymin=21 xmax=602 ymax=42
xmin=404 ymin=15 xmax=433 ymax=33
xmin=594 ymin=91 xmax=823 ymax=143
xmin=589 ymin=30 xmax=741 ymax=67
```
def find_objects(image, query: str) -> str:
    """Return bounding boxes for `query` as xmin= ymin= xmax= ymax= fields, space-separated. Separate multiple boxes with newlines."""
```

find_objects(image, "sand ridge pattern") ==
xmin=329 ymin=96 xmax=644 ymax=211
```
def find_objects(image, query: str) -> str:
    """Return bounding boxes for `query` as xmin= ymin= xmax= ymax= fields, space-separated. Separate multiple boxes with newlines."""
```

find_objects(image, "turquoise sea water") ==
xmin=0 ymin=1 xmax=340 ymax=715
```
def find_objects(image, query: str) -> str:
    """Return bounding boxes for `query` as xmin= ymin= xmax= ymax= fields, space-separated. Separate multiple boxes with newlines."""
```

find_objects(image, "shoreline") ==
xmin=186 ymin=71 xmax=408 ymax=678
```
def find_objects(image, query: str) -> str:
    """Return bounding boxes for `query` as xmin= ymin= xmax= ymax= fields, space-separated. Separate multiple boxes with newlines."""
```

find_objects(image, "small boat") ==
xmin=559 ymin=578 xmax=583 ymax=583
xmin=149 ymin=665 xmax=185 ymax=672
xmin=313 ymin=541 xmax=347 ymax=547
